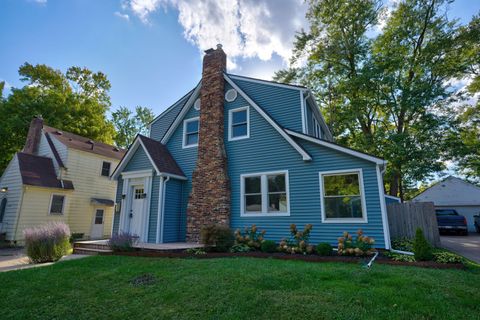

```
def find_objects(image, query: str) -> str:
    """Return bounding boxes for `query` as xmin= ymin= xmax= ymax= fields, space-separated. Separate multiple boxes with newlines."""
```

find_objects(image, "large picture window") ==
xmin=229 ymin=106 xmax=249 ymax=140
xmin=241 ymin=171 xmax=289 ymax=216
xmin=319 ymin=170 xmax=367 ymax=223
xmin=183 ymin=117 xmax=199 ymax=148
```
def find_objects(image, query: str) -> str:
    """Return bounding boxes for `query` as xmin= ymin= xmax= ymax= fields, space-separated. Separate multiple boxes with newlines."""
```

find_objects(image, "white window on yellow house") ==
xmin=101 ymin=161 xmax=111 ymax=177
xmin=49 ymin=195 xmax=65 ymax=215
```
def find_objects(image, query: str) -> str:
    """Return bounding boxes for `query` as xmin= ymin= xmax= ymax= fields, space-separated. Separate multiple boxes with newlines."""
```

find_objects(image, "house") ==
xmin=412 ymin=176 xmax=480 ymax=232
xmin=111 ymin=45 xmax=392 ymax=248
xmin=0 ymin=117 xmax=125 ymax=243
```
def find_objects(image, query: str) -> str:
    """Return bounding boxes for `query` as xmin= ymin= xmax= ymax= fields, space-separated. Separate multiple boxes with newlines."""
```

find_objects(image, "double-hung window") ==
xmin=101 ymin=161 xmax=111 ymax=177
xmin=241 ymin=171 xmax=289 ymax=216
xmin=319 ymin=169 xmax=367 ymax=223
xmin=229 ymin=106 xmax=249 ymax=140
xmin=183 ymin=117 xmax=199 ymax=148
xmin=49 ymin=194 xmax=66 ymax=215
xmin=313 ymin=118 xmax=322 ymax=138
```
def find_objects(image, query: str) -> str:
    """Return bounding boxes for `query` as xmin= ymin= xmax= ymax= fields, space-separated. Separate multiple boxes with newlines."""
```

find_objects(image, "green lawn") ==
xmin=0 ymin=256 xmax=479 ymax=319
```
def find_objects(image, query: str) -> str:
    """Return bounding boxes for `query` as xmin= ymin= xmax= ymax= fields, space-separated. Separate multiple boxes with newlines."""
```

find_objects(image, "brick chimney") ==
xmin=23 ymin=116 xmax=44 ymax=155
xmin=186 ymin=44 xmax=230 ymax=242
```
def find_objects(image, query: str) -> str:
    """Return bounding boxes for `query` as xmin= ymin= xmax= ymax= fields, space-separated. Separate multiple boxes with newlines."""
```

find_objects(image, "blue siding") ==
xmin=112 ymin=177 xmax=123 ymax=235
xmin=165 ymin=104 xmax=200 ymax=241
xmin=150 ymin=91 xmax=193 ymax=141
xmin=147 ymin=175 xmax=160 ymax=243
xmin=163 ymin=179 xmax=184 ymax=242
xmin=306 ymin=103 xmax=314 ymax=135
xmin=231 ymin=78 xmax=304 ymax=132
xmin=224 ymin=91 xmax=387 ymax=248
xmin=124 ymin=147 xmax=151 ymax=172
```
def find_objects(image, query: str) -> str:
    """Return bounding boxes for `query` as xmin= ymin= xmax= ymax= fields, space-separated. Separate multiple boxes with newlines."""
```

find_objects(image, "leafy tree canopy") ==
xmin=112 ymin=106 xmax=155 ymax=149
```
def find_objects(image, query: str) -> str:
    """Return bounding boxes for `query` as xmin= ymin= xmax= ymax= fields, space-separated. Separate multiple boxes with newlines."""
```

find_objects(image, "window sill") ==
xmin=321 ymin=218 xmax=368 ymax=224
xmin=182 ymin=144 xmax=198 ymax=149
xmin=228 ymin=135 xmax=249 ymax=141
xmin=241 ymin=212 xmax=290 ymax=217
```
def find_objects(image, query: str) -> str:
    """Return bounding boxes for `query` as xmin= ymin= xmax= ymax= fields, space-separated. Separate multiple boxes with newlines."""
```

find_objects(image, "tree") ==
xmin=111 ymin=106 xmax=155 ymax=148
xmin=275 ymin=0 xmax=478 ymax=199
xmin=0 ymin=63 xmax=116 ymax=173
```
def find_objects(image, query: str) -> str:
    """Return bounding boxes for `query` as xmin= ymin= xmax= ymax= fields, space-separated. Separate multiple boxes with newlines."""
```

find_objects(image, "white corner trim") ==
xmin=228 ymin=106 xmax=250 ymax=141
xmin=161 ymin=84 xmax=201 ymax=144
xmin=156 ymin=176 xmax=165 ymax=244
xmin=224 ymin=74 xmax=312 ymax=161
xmin=318 ymin=169 xmax=368 ymax=224
xmin=182 ymin=117 xmax=199 ymax=149
xmin=286 ymin=129 xmax=386 ymax=165
xmin=300 ymin=91 xmax=307 ymax=134
xmin=377 ymin=165 xmax=391 ymax=249
xmin=240 ymin=170 xmax=290 ymax=217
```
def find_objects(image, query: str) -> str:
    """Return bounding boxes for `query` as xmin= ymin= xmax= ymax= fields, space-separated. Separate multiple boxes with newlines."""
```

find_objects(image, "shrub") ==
xmin=384 ymin=251 xmax=416 ymax=262
xmin=413 ymin=228 xmax=433 ymax=261
xmin=234 ymin=225 xmax=266 ymax=250
xmin=278 ymin=224 xmax=314 ymax=254
xmin=260 ymin=240 xmax=277 ymax=253
xmin=316 ymin=243 xmax=333 ymax=256
xmin=108 ymin=232 xmax=138 ymax=252
xmin=337 ymin=229 xmax=375 ymax=256
xmin=69 ymin=232 xmax=84 ymax=243
xmin=200 ymin=225 xmax=234 ymax=252
xmin=433 ymin=249 xmax=464 ymax=264
xmin=391 ymin=237 xmax=414 ymax=252
xmin=23 ymin=222 xmax=71 ymax=263
xmin=185 ymin=247 xmax=207 ymax=255
xmin=230 ymin=243 xmax=252 ymax=253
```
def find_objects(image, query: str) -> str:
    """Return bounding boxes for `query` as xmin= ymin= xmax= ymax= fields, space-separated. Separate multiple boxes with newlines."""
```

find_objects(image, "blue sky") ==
xmin=0 ymin=0 xmax=478 ymax=117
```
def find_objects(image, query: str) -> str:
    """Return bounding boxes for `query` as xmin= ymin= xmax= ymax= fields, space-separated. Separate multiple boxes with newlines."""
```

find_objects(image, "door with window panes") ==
xmin=90 ymin=208 xmax=105 ymax=239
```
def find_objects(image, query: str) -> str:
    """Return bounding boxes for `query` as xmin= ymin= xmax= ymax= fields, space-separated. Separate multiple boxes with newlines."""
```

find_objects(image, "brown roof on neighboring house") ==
xmin=138 ymin=135 xmax=185 ymax=177
xmin=17 ymin=152 xmax=74 ymax=190
xmin=44 ymin=133 xmax=66 ymax=168
xmin=43 ymin=125 xmax=125 ymax=160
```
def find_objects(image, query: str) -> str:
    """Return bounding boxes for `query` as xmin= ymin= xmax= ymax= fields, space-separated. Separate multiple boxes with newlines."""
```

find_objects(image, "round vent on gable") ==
xmin=225 ymin=89 xmax=237 ymax=102
xmin=194 ymin=98 xmax=201 ymax=110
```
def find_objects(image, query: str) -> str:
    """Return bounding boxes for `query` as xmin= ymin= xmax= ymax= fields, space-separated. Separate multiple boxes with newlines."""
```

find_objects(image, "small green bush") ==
xmin=413 ymin=228 xmax=433 ymax=261
xmin=230 ymin=244 xmax=252 ymax=253
xmin=23 ymin=222 xmax=71 ymax=263
xmin=391 ymin=237 xmax=414 ymax=252
xmin=433 ymin=250 xmax=464 ymax=264
xmin=384 ymin=251 xmax=416 ymax=262
xmin=261 ymin=240 xmax=277 ymax=253
xmin=200 ymin=225 xmax=234 ymax=252
xmin=69 ymin=233 xmax=84 ymax=243
xmin=316 ymin=243 xmax=333 ymax=256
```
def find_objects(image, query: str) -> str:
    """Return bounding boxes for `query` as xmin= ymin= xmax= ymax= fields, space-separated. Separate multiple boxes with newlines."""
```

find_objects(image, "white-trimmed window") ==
xmin=241 ymin=170 xmax=289 ymax=216
xmin=229 ymin=106 xmax=249 ymax=141
xmin=49 ymin=194 xmax=66 ymax=215
xmin=319 ymin=169 xmax=367 ymax=223
xmin=101 ymin=161 xmax=111 ymax=177
xmin=182 ymin=117 xmax=199 ymax=148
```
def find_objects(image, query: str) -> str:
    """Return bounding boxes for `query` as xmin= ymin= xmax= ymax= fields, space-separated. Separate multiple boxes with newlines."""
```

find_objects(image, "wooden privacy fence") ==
xmin=387 ymin=202 xmax=440 ymax=247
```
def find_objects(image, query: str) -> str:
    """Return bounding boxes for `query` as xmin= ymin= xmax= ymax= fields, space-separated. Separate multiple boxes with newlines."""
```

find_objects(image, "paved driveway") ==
xmin=440 ymin=234 xmax=480 ymax=263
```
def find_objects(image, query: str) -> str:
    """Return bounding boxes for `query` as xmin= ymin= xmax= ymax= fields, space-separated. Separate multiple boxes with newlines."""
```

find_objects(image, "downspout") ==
xmin=160 ymin=176 xmax=170 ymax=244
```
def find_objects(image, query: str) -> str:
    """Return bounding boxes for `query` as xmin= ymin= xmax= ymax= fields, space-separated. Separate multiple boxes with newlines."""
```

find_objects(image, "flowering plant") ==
xmin=234 ymin=225 xmax=266 ymax=250
xmin=278 ymin=224 xmax=314 ymax=254
xmin=337 ymin=229 xmax=375 ymax=256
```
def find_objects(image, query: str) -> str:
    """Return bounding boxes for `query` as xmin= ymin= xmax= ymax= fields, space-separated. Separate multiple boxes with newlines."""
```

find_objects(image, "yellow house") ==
xmin=0 ymin=117 xmax=125 ymax=243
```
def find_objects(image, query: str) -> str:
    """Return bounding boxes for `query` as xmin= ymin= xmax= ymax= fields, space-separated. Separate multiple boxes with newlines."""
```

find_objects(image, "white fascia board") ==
xmin=161 ymin=83 xmax=201 ymax=145
xmin=286 ymin=129 xmax=386 ymax=165
xmin=303 ymin=91 xmax=334 ymax=141
xmin=228 ymin=74 xmax=305 ymax=91
xmin=224 ymin=74 xmax=312 ymax=161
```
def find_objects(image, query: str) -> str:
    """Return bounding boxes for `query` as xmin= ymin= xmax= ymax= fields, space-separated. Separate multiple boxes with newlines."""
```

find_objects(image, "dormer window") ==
xmin=183 ymin=117 xmax=199 ymax=148
xmin=229 ymin=106 xmax=249 ymax=141
xmin=101 ymin=161 xmax=111 ymax=177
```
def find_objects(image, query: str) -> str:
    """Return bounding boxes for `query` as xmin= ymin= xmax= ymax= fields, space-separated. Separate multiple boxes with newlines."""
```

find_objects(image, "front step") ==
xmin=73 ymin=247 xmax=113 ymax=255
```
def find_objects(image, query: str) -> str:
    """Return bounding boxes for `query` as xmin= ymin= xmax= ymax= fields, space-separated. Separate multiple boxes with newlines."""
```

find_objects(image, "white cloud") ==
xmin=122 ymin=0 xmax=308 ymax=70
xmin=114 ymin=11 xmax=130 ymax=21
xmin=0 ymin=79 xmax=12 ymax=97
xmin=32 ymin=0 xmax=47 ymax=4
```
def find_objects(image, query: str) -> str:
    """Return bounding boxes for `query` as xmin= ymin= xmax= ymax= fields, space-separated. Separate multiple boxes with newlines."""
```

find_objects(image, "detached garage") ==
xmin=412 ymin=176 xmax=480 ymax=233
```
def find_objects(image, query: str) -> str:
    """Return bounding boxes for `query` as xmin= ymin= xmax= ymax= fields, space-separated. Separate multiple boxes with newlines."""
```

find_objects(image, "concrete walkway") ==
xmin=440 ymin=234 xmax=480 ymax=264
xmin=0 ymin=247 xmax=89 ymax=272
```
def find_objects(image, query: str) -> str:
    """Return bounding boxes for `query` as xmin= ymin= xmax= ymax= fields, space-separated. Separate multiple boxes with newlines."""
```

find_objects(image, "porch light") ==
xmin=0 ymin=187 xmax=7 ymax=193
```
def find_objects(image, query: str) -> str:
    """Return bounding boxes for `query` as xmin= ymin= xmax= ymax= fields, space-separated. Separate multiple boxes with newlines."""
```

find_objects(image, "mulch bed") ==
xmin=100 ymin=250 xmax=464 ymax=270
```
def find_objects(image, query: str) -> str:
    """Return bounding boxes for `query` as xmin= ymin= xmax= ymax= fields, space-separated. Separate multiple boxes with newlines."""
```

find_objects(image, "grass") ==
xmin=0 ymin=256 xmax=479 ymax=319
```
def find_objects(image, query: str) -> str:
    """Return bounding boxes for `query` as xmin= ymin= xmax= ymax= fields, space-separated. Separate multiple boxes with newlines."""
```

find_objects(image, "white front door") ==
xmin=90 ymin=208 xmax=105 ymax=239
xmin=129 ymin=185 xmax=145 ymax=237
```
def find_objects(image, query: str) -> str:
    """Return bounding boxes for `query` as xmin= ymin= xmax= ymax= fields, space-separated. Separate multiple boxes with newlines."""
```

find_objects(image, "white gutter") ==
xmin=156 ymin=176 xmax=170 ymax=244
xmin=390 ymin=249 xmax=414 ymax=256
xmin=367 ymin=251 xmax=379 ymax=268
